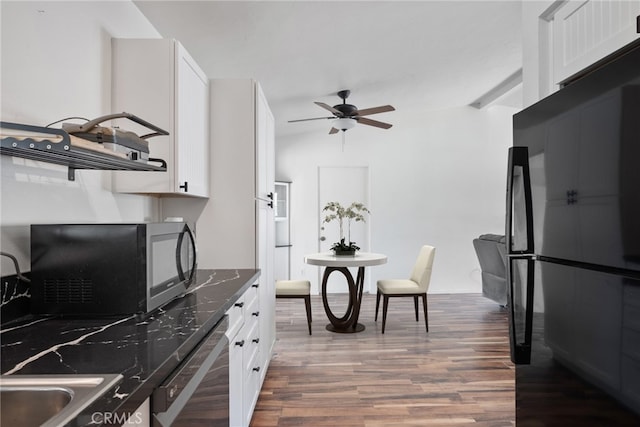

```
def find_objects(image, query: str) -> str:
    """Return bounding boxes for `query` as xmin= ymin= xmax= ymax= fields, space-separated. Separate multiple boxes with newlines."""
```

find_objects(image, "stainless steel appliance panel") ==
xmin=152 ymin=316 xmax=229 ymax=426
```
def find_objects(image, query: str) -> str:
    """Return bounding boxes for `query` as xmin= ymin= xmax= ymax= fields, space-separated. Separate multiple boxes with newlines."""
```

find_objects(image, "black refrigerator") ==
xmin=507 ymin=39 xmax=640 ymax=425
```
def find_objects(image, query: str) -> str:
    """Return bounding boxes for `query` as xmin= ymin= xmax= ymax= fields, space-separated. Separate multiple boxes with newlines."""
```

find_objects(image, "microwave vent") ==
xmin=43 ymin=279 xmax=93 ymax=304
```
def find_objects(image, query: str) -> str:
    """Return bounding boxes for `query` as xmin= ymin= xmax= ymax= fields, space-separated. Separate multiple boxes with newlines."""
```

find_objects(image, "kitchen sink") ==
xmin=0 ymin=374 xmax=122 ymax=427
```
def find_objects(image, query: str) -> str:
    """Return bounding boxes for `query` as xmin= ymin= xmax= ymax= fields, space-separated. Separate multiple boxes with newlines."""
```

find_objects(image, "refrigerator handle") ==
xmin=507 ymin=256 xmax=534 ymax=364
xmin=505 ymin=146 xmax=535 ymax=365
xmin=505 ymin=146 xmax=534 ymax=255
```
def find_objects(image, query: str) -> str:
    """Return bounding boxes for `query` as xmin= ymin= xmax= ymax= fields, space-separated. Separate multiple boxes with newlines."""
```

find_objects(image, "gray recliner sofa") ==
xmin=473 ymin=234 xmax=507 ymax=306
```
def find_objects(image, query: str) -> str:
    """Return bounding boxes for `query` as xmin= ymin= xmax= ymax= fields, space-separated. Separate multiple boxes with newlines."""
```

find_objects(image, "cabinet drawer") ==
xmin=244 ymin=282 xmax=259 ymax=308
xmin=228 ymin=338 xmax=243 ymax=427
xmin=243 ymin=344 xmax=262 ymax=427
xmin=245 ymin=289 xmax=260 ymax=321
xmin=243 ymin=320 xmax=260 ymax=372
xmin=226 ymin=295 xmax=245 ymax=340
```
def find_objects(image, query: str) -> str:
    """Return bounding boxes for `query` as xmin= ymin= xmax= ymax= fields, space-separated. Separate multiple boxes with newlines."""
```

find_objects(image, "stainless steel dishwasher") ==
xmin=152 ymin=316 xmax=229 ymax=426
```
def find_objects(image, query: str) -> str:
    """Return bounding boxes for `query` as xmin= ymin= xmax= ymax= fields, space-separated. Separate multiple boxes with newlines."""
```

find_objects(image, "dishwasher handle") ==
xmin=152 ymin=316 xmax=228 ymax=416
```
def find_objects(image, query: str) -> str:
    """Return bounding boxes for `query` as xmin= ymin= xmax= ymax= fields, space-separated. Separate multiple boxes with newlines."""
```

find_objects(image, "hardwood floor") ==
xmin=251 ymin=293 xmax=515 ymax=426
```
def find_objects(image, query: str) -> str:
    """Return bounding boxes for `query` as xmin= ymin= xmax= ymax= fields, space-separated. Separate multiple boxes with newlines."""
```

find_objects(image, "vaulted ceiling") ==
xmin=134 ymin=1 xmax=523 ymax=138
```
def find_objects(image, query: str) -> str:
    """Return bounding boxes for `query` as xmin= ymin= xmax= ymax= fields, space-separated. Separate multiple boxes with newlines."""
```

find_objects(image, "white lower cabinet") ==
xmin=227 ymin=283 xmax=265 ymax=427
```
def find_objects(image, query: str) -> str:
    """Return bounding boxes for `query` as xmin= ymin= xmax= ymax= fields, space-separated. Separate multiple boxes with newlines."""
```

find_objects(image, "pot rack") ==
xmin=0 ymin=121 xmax=167 ymax=181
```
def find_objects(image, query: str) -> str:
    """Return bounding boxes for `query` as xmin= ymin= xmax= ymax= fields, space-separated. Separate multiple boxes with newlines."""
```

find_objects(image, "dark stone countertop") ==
xmin=0 ymin=268 xmax=260 ymax=426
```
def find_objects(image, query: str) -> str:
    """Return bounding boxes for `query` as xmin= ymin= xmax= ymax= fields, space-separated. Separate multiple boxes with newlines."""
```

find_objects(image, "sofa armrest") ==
xmin=473 ymin=234 xmax=508 ymax=306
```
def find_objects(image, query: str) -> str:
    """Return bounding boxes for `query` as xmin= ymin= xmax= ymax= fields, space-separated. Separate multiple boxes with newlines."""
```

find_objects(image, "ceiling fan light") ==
xmin=332 ymin=118 xmax=356 ymax=131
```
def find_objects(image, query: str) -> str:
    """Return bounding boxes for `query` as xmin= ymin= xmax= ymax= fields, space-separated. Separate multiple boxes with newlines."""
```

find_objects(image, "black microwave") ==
xmin=30 ymin=222 xmax=196 ymax=316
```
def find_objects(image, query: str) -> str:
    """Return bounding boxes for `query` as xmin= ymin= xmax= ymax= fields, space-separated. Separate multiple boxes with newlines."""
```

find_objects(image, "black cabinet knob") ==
xmin=234 ymin=302 xmax=244 ymax=308
xmin=235 ymin=340 xmax=245 ymax=347
xmin=179 ymin=181 xmax=189 ymax=192
xmin=566 ymin=189 xmax=578 ymax=205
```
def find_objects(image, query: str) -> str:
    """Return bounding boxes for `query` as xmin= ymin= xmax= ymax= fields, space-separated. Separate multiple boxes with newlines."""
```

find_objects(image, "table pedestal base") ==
xmin=325 ymin=323 xmax=365 ymax=333
xmin=321 ymin=266 xmax=366 ymax=334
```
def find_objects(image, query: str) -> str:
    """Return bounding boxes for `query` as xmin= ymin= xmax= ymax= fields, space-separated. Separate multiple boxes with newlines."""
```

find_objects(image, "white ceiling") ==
xmin=134 ymin=0 xmax=523 ymax=138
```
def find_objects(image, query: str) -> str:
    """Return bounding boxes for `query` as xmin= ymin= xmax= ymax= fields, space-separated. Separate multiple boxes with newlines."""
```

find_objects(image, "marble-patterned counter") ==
xmin=0 ymin=269 xmax=259 ymax=426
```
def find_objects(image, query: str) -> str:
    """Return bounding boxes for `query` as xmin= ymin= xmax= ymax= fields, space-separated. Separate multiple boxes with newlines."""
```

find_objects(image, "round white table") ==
xmin=304 ymin=252 xmax=387 ymax=333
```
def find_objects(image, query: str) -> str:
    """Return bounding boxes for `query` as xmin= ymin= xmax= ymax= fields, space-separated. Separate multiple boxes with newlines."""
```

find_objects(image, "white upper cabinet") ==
xmin=553 ymin=0 xmax=640 ymax=84
xmin=111 ymin=39 xmax=209 ymax=197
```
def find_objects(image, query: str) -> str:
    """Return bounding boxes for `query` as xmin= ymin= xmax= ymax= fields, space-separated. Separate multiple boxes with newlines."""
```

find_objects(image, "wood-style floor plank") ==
xmin=251 ymin=293 xmax=515 ymax=426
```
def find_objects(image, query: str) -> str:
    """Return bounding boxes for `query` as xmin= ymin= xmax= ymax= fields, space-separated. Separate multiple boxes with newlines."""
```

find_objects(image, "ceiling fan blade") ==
xmin=315 ymin=102 xmax=342 ymax=116
xmin=357 ymin=117 xmax=393 ymax=129
xmin=329 ymin=127 xmax=339 ymax=134
xmin=288 ymin=116 xmax=334 ymax=123
xmin=355 ymin=105 xmax=396 ymax=116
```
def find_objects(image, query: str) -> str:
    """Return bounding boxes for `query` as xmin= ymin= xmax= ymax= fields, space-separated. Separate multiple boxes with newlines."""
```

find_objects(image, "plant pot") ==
xmin=333 ymin=248 xmax=356 ymax=256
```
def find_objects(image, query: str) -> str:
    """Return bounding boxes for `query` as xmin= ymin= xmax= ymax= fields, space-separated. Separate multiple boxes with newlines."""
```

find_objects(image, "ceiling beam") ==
xmin=469 ymin=68 xmax=523 ymax=109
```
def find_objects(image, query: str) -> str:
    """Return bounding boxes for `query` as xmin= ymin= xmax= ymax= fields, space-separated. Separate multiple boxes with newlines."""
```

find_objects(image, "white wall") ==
xmin=0 ymin=1 xmax=160 ymax=274
xmin=276 ymin=104 xmax=518 ymax=295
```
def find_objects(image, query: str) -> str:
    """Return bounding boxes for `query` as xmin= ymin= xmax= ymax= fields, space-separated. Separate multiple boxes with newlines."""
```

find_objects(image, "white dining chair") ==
xmin=275 ymin=279 xmax=312 ymax=335
xmin=375 ymin=245 xmax=435 ymax=333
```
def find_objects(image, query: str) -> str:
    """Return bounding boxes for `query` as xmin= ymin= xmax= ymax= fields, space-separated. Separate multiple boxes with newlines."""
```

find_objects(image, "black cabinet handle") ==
xmin=506 ymin=147 xmax=534 ymax=255
xmin=234 ymin=302 xmax=244 ymax=308
xmin=506 ymin=147 xmax=535 ymax=366
xmin=179 ymin=181 xmax=188 ymax=192
xmin=252 ymin=366 xmax=260 ymax=372
xmin=252 ymin=311 xmax=260 ymax=317
xmin=256 ymin=194 xmax=274 ymax=208
xmin=235 ymin=340 xmax=245 ymax=347
xmin=252 ymin=283 xmax=259 ymax=288
xmin=252 ymin=338 xmax=260 ymax=344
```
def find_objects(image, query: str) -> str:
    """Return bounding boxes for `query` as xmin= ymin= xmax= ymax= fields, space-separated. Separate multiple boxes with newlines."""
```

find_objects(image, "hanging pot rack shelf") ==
xmin=0 ymin=121 xmax=167 ymax=181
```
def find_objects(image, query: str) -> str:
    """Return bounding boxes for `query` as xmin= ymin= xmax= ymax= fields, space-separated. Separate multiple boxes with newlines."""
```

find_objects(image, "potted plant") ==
xmin=322 ymin=201 xmax=370 ymax=256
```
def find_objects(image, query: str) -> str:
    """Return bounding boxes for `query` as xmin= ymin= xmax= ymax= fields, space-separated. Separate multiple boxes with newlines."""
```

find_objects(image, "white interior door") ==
xmin=318 ymin=166 xmax=370 ymax=293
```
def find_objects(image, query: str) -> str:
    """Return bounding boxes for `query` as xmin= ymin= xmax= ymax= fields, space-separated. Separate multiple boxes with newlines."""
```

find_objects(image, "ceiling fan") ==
xmin=288 ymin=90 xmax=395 ymax=134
